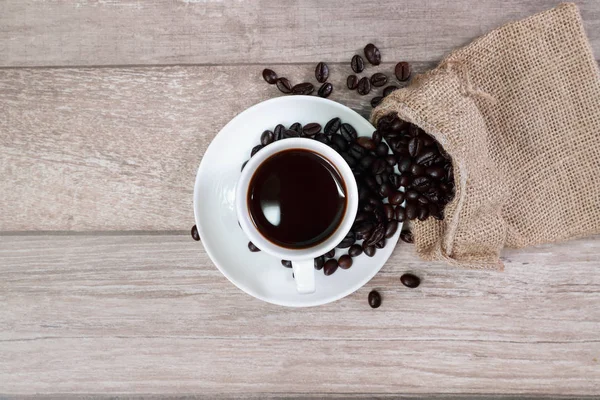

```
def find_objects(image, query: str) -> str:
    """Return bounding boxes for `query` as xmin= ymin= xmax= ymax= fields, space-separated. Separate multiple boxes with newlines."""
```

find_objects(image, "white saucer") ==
xmin=193 ymin=96 xmax=401 ymax=307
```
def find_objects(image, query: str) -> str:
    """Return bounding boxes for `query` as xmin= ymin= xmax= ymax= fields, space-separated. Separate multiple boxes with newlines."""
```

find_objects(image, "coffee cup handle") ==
xmin=292 ymin=260 xmax=315 ymax=294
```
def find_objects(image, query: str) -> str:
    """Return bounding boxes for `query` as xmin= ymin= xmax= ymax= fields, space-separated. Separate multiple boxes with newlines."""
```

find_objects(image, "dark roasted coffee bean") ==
xmin=364 ymin=175 xmax=378 ymax=190
xmin=368 ymin=290 xmax=382 ymax=308
xmin=389 ymin=191 xmax=405 ymax=205
xmin=400 ymin=230 xmax=414 ymax=244
xmin=337 ymin=231 xmax=356 ymax=248
xmin=406 ymin=190 xmax=419 ymax=201
xmin=446 ymin=166 xmax=454 ymax=183
xmin=408 ymin=136 xmax=422 ymax=157
xmin=395 ymin=206 xmax=406 ymax=222
xmin=400 ymin=273 xmax=421 ymax=288
xmin=241 ymin=160 xmax=248 ymax=172
xmin=354 ymin=211 xmax=370 ymax=223
xmin=274 ymin=124 xmax=285 ymax=140
xmin=351 ymin=55 xmax=365 ymax=73
xmin=416 ymin=150 xmax=437 ymax=166
xmin=289 ymin=122 xmax=302 ymax=133
xmin=384 ymin=155 xmax=397 ymax=166
xmin=357 ymin=137 xmax=376 ymax=150
xmin=314 ymin=133 xmax=329 ymax=144
xmin=372 ymin=130 xmax=382 ymax=144
xmin=371 ymin=158 xmax=386 ymax=175
xmin=314 ymin=256 xmax=325 ymax=270
xmin=375 ymin=142 xmax=389 ymax=157
xmin=389 ymin=173 xmax=401 ymax=189
xmin=370 ymin=73 xmax=388 ymax=87
xmin=353 ymin=221 xmax=375 ymax=237
xmin=357 ymin=77 xmax=371 ymax=96
xmin=248 ymin=241 xmax=260 ymax=252
xmin=375 ymin=239 xmax=386 ymax=249
xmin=349 ymin=143 xmax=366 ymax=159
xmin=321 ymin=119 xmax=339 ymax=138
xmin=375 ymin=174 xmax=386 ymax=185
xmin=371 ymin=96 xmax=383 ymax=108
xmin=365 ymin=223 xmax=385 ymax=246
xmin=385 ymin=165 xmax=393 ymax=174
xmin=385 ymin=220 xmax=398 ymax=238
xmin=363 ymin=244 xmax=376 ymax=257
xmin=412 ymin=176 xmax=431 ymax=191
xmin=317 ymin=82 xmax=333 ymax=98
xmin=399 ymin=172 xmax=412 ymax=186
xmin=398 ymin=158 xmax=412 ymax=173
xmin=292 ymin=82 xmax=315 ymax=95
xmin=323 ymin=259 xmax=338 ymax=276
xmin=191 ymin=225 xmax=200 ymax=241
xmin=417 ymin=204 xmax=430 ymax=221
xmin=406 ymin=201 xmax=418 ymax=220
xmin=276 ymin=77 xmax=292 ymax=94
xmin=303 ymin=122 xmax=321 ymax=137
xmin=426 ymin=166 xmax=445 ymax=179
xmin=378 ymin=182 xmax=393 ymax=198
xmin=338 ymin=254 xmax=353 ymax=269
xmin=360 ymin=154 xmax=376 ymax=169
xmin=364 ymin=43 xmax=381 ymax=65
xmin=341 ymin=151 xmax=357 ymax=167
xmin=418 ymin=195 xmax=429 ymax=205
xmin=383 ymin=85 xmax=398 ymax=97
xmin=260 ymin=130 xmax=274 ymax=146
xmin=422 ymin=135 xmax=435 ymax=147
xmin=325 ymin=249 xmax=336 ymax=258
xmin=251 ymin=144 xmax=263 ymax=157
xmin=330 ymin=134 xmax=348 ymax=151
xmin=349 ymin=244 xmax=363 ymax=257
xmin=395 ymin=61 xmax=411 ymax=81
xmin=347 ymin=74 xmax=359 ymax=90
xmin=281 ymin=260 xmax=292 ymax=268
xmin=283 ymin=129 xmax=300 ymax=139
xmin=383 ymin=204 xmax=395 ymax=220
xmin=340 ymin=123 xmax=358 ymax=142
xmin=429 ymin=203 xmax=443 ymax=220
xmin=315 ymin=62 xmax=329 ymax=83
xmin=411 ymin=163 xmax=426 ymax=176
xmin=262 ymin=68 xmax=278 ymax=84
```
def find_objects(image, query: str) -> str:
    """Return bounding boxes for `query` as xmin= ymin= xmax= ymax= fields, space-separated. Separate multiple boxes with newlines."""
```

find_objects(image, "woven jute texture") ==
xmin=372 ymin=3 xmax=600 ymax=270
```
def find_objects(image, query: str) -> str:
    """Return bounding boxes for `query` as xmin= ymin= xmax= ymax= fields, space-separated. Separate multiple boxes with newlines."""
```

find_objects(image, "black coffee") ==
xmin=248 ymin=149 xmax=346 ymax=249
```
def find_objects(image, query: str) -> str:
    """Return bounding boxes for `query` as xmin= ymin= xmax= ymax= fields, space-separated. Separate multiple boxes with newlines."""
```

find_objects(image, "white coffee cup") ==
xmin=235 ymin=138 xmax=359 ymax=294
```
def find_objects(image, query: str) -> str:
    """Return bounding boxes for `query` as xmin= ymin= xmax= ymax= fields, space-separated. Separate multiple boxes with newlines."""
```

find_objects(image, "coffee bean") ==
xmin=364 ymin=43 xmax=381 ymax=65
xmin=281 ymin=260 xmax=292 ymax=268
xmin=338 ymin=254 xmax=353 ymax=269
xmin=241 ymin=160 xmax=248 ymax=172
xmin=314 ymin=256 xmax=325 ymax=270
xmin=363 ymin=244 xmax=376 ymax=257
xmin=340 ymin=123 xmax=358 ymax=142
xmin=337 ymin=231 xmax=356 ymax=248
xmin=360 ymin=154 xmax=376 ymax=169
xmin=400 ymin=230 xmax=414 ymax=244
xmin=389 ymin=173 xmax=401 ymax=189
xmin=429 ymin=203 xmax=443 ymax=220
xmin=371 ymin=96 xmax=383 ymax=108
xmin=251 ymin=144 xmax=263 ymax=157
xmin=317 ymin=82 xmax=333 ymax=98
xmin=349 ymin=143 xmax=366 ymax=159
xmin=370 ymin=73 xmax=388 ymax=87
xmin=351 ymin=55 xmax=365 ymax=73
xmin=191 ymin=225 xmax=200 ymax=241
xmin=324 ymin=117 xmax=341 ymax=135
xmin=357 ymin=137 xmax=376 ymax=150
xmin=389 ymin=191 xmax=405 ymax=205
xmin=416 ymin=150 xmax=437 ymax=166
xmin=292 ymin=82 xmax=315 ymax=95
xmin=383 ymin=85 xmax=398 ymax=97
xmin=385 ymin=220 xmax=398 ymax=238
xmin=248 ymin=241 xmax=260 ymax=252
xmin=400 ymin=273 xmax=421 ymax=288
xmin=262 ymin=68 xmax=278 ymax=84
xmin=375 ymin=174 xmax=386 ymax=185
xmin=412 ymin=176 xmax=431 ymax=191
xmin=323 ymin=259 xmax=338 ymax=276
xmin=398 ymin=158 xmax=412 ymax=173
xmin=395 ymin=206 xmax=406 ymax=222
xmin=276 ymin=77 xmax=292 ymax=94
xmin=330 ymin=134 xmax=348 ymax=151
xmin=364 ymin=175 xmax=377 ymax=190
xmin=375 ymin=238 xmax=385 ymax=249
xmin=372 ymin=130 xmax=382 ymax=144
xmin=303 ymin=122 xmax=321 ymax=137
xmin=406 ymin=190 xmax=419 ymax=201
xmin=384 ymin=155 xmax=396 ymax=167
xmin=341 ymin=151 xmax=357 ymax=167
xmin=424 ymin=166 xmax=443 ymax=179
xmin=347 ymin=75 xmax=359 ymax=90
xmin=314 ymin=133 xmax=329 ymax=144
xmin=260 ymin=130 xmax=274 ymax=146
xmin=417 ymin=204 xmax=430 ymax=221
xmin=371 ymin=158 xmax=386 ymax=175
xmin=418 ymin=195 xmax=429 ymax=205
xmin=357 ymin=77 xmax=371 ymax=96
xmin=383 ymin=204 xmax=395 ymax=220
xmin=446 ymin=166 xmax=454 ymax=183
xmin=399 ymin=173 xmax=412 ymax=186
xmin=274 ymin=124 xmax=285 ymax=140
xmin=378 ymin=182 xmax=393 ymax=197
xmin=408 ymin=137 xmax=422 ymax=157
xmin=406 ymin=202 xmax=418 ymax=220
xmin=411 ymin=163 xmax=425 ymax=176
xmin=368 ymin=290 xmax=382 ymax=308
xmin=422 ymin=135 xmax=436 ymax=147
xmin=325 ymin=249 xmax=336 ymax=258
xmin=283 ymin=129 xmax=300 ymax=139
xmin=376 ymin=142 xmax=389 ymax=157
xmin=395 ymin=61 xmax=411 ymax=81
xmin=365 ymin=223 xmax=385 ymax=247
xmin=349 ymin=244 xmax=363 ymax=257
xmin=315 ymin=62 xmax=329 ymax=83
xmin=289 ymin=122 xmax=302 ymax=134
xmin=353 ymin=221 xmax=374 ymax=237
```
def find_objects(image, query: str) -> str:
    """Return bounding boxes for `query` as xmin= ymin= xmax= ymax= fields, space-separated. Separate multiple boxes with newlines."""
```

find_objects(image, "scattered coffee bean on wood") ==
xmin=357 ymin=77 xmax=371 ymax=95
xmin=347 ymin=75 xmax=358 ymax=90
xmin=368 ymin=290 xmax=382 ymax=308
xmin=364 ymin=43 xmax=381 ymax=65
xmin=400 ymin=273 xmax=421 ymax=288
xmin=248 ymin=241 xmax=260 ymax=252
xmin=317 ymin=82 xmax=333 ymax=98
xmin=351 ymin=55 xmax=365 ymax=73
xmin=395 ymin=62 xmax=411 ymax=81
xmin=315 ymin=62 xmax=329 ymax=83
xmin=191 ymin=225 xmax=200 ymax=241
xmin=292 ymin=82 xmax=315 ymax=95
xmin=371 ymin=96 xmax=383 ymax=108
xmin=262 ymin=68 xmax=278 ymax=84
xmin=383 ymin=85 xmax=398 ymax=97
xmin=276 ymin=77 xmax=292 ymax=94
xmin=370 ymin=73 xmax=388 ymax=87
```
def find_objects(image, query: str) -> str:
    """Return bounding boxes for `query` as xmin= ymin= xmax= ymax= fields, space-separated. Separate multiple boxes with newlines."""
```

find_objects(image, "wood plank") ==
xmin=0 ymin=63 xmax=433 ymax=231
xmin=1 ymin=0 xmax=599 ymax=67
xmin=1 ymin=234 xmax=599 ymax=395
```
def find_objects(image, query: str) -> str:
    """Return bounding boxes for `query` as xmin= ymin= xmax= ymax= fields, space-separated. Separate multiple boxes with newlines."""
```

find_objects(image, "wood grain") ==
xmin=0 ymin=63 xmax=432 ymax=231
xmin=1 ymin=0 xmax=599 ymax=68
xmin=1 ymin=234 xmax=599 ymax=395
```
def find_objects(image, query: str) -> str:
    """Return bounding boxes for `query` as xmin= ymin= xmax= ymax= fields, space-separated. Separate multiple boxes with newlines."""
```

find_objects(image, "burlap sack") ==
xmin=372 ymin=3 xmax=600 ymax=270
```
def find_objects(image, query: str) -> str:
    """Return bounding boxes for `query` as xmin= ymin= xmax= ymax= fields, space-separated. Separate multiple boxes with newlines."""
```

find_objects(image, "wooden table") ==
xmin=1 ymin=1 xmax=599 ymax=397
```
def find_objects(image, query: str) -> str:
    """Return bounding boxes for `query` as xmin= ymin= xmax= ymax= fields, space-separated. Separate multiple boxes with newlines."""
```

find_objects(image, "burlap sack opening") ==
xmin=372 ymin=3 xmax=600 ymax=270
